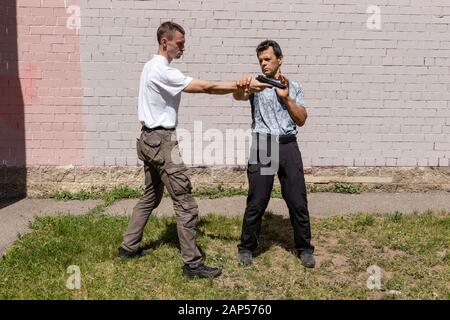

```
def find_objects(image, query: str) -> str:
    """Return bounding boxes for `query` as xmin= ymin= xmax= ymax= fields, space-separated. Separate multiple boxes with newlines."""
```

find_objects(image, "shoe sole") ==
xmin=183 ymin=271 xmax=222 ymax=279
xmin=118 ymin=250 xmax=148 ymax=259
xmin=183 ymin=274 xmax=222 ymax=279
xmin=238 ymin=260 xmax=252 ymax=266
xmin=301 ymin=262 xmax=316 ymax=268
xmin=237 ymin=253 xmax=252 ymax=266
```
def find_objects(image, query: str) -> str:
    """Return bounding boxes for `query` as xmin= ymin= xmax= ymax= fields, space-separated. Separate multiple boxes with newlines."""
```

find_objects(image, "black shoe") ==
xmin=118 ymin=246 xmax=143 ymax=259
xmin=182 ymin=264 xmax=222 ymax=279
xmin=237 ymin=250 xmax=252 ymax=266
xmin=299 ymin=251 xmax=316 ymax=268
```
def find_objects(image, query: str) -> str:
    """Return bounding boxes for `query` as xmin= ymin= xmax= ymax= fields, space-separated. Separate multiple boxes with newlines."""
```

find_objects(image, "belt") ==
xmin=255 ymin=133 xmax=297 ymax=144
xmin=141 ymin=125 xmax=175 ymax=132
xmin=277 ymin=134 xmax=297 ymax=144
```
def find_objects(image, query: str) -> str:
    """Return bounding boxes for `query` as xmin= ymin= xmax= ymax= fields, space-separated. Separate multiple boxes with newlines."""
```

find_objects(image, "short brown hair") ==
xmin=157 ymin=21 xmax=185 ymax=44
xmin=256 ymin=40 xmax=283 ymax=58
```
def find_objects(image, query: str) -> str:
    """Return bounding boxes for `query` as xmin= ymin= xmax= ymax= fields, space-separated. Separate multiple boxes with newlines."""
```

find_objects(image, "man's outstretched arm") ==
xmin=233 ymin=76 xmax=252 ymax=101
xmin=184 ymin=78 xmax=271 ymax=95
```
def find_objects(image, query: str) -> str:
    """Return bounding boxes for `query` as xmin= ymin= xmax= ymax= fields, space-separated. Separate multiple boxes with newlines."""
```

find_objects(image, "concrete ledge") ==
xmin=1 ymin=165 xmax=450 ymax=198
xmin=306 ymin=176 xmax=394 ymax=184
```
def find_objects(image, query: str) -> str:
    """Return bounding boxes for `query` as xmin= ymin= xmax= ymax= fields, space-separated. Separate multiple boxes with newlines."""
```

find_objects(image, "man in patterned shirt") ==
xmin=233 ymin=40 xmax=315 ymax=268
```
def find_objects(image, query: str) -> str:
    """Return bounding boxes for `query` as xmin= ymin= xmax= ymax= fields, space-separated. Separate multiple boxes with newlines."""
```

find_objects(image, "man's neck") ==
xmin=266 ymin=70 xmax=281 ymax=79
xmin=274 ymin=70 xmax=281 ymax=79
xmin=157 ymin=50 xmax=172 ymax=63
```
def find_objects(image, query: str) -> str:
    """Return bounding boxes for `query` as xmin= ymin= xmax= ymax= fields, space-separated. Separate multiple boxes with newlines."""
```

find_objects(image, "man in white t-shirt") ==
xmin=119 ymin=21 xmax=271 ymax=279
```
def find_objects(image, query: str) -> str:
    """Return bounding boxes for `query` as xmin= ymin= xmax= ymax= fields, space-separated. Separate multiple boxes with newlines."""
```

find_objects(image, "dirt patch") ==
xmin=382 ymin=246 xmax=407 ymax=259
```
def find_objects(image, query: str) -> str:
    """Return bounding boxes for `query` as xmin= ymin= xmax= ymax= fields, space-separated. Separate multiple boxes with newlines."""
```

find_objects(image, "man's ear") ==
xmin=278 ymin=56 xmax=284 ymax=66
xmin=161 ymin=38 xmax=168 ymax=50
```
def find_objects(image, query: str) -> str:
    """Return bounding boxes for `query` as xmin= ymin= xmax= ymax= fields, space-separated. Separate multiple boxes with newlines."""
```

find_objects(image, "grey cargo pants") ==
xmin=121 ymin=128 xmax=203 ymax=268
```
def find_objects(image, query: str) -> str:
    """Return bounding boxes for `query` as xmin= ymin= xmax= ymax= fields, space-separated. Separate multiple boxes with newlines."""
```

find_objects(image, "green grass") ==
xmin=47 ymin=185 xmax=286 ymax=201
xmin=102 ymin=187 xmax=142 ymax=206
xmin=49 ymin=187 xmax=142 ymax=203
xmin=46 ymin=181 xmax=365 ymax=203
xmin=49 ymin=190 xmax=94 ymax=201
xmin=1 ymin=211 xmax=448 ymax=300
xmin=193 ymin=185 xmax=283 ymax=199
xmin=49 ymin=187 xmax=144 ymax=215
xmin=334 ymin=183 xmax=361 ymax=194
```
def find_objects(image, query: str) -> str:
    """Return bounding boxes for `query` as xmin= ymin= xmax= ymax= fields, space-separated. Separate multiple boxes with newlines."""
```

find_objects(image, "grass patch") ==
xmin=102 ymin=187 xmax=142 ymax=206
xmin=192 ymin=185 xmax=248 ymax=198
xmin=49 ymin=190 xmax=97 ymax=201
xmin=192 ymin=185 xmax=283 ymax=199
xmin=334 ymin=183 xmax=361 ymax=194
xmin=47 ymin=181 xmax=365 ymax=203
xmin=47 ymin=185 xmax=287 ymax=201
xmin=1 ymin=211 xmax=448 ymax=300
xmin=49 ymin=187 xmax=143 ymax=204
xmin=49 ymin=187 xmax=144 ymax=215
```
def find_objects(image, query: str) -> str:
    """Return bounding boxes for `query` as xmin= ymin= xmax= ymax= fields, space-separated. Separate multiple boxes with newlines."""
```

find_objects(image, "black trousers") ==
xmin=238 ymin=135 xmax=314 ymax=254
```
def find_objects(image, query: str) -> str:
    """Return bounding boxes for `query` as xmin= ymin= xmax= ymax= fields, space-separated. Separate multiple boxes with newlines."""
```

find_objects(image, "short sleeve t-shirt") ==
xmin=250 ymin=79 xmax=305 ymax=136
xmin=138 ymin=55 xmax=193 ymax=129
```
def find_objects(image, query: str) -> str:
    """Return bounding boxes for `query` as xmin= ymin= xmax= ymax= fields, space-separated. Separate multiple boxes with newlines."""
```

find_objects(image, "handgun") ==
xmin=256 ymin=75 xmax=287 ymax=89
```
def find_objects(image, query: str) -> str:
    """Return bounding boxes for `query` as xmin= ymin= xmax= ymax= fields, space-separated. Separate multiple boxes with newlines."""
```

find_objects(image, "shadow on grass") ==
xmin=140 ymin=220 xmax=210 ymax=261
xmin=197 ymin=211 xmax=298 ymax=258
xmin=141 ymin=221 xmax=180 ymax=252
xmin=196 ymin=218 xmax=241 ymax=242
xmin=254 ymin=212 xmax=297 ymax=258
xmin=138 ymin=213 xmax=299 ymax=260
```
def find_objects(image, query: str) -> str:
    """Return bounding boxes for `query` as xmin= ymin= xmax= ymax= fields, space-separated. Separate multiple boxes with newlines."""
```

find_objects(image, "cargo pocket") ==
xmin=176 ymin=193 xmax=198 ymax=212
xmin=141 ymin=133 xmax=164 ymax=164
xmin=247 ymin=163 xmax=260 ymax=175
xmin=136 ymin=138 xmax=145 ymax=161
xmin=165 ymin=166 xmax=192 ymax=196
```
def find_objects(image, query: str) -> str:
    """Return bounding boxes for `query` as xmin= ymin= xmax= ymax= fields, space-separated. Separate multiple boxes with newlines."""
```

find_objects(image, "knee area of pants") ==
xmin=294 ymin=205 xmax=309 ymax=215
xmin=250 ymin=199 xmax=268 ymax=210
xmin=173 ymin=194 xmax=198 ymax=210
xmin=177 ymin=214 xmax=198 ymax=228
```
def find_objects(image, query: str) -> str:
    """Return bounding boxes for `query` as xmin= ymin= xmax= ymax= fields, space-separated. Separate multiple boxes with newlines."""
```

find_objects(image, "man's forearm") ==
xmin=184 ymin=79 xmax=237 ymax=94
xmin=184 ymin=78 xmax=270 ymax=95
xmin=205 ymin=82 xmax=237 ymax=94
xmin=283 ymin=96 xmax=307 ymax=126
xmin=233 ymin=91 xmax=250 ymax=101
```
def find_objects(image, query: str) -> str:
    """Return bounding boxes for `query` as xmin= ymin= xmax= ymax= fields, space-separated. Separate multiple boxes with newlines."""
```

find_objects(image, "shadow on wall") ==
xmin=0 ymin=0 xmax=26 ymax=204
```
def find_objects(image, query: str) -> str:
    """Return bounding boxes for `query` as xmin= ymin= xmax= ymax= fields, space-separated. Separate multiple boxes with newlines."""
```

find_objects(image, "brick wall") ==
xmin=2 ymin=0 xmax=450 ymax=168
xmin=1 ymin=0 xmax=84 ymax=166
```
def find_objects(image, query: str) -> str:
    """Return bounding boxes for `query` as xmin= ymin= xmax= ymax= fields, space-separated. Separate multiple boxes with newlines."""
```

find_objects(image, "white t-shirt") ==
xmin=138 ymin=55 xmax=193 ymax=129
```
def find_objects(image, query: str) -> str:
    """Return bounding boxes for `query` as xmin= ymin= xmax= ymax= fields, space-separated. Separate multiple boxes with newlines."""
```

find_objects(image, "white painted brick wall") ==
xmin=79 ymin=0 xmax=450 ymax=167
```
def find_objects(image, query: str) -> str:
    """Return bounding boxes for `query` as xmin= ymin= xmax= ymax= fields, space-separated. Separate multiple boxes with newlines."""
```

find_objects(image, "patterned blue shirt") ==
xmin=250 ymin=80 xmax=305 ymax=136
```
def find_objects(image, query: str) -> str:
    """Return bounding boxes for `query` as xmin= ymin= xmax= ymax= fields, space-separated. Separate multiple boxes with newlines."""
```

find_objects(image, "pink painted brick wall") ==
xmin=1 ymin=0 xmax=84 ymax=166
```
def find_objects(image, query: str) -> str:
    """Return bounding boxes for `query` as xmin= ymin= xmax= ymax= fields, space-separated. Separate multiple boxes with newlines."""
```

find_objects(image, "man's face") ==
xmin=163 ymin=31 xmax=185 ymax=60
xmin=257 ymin=46 xmax=283 ymax=77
